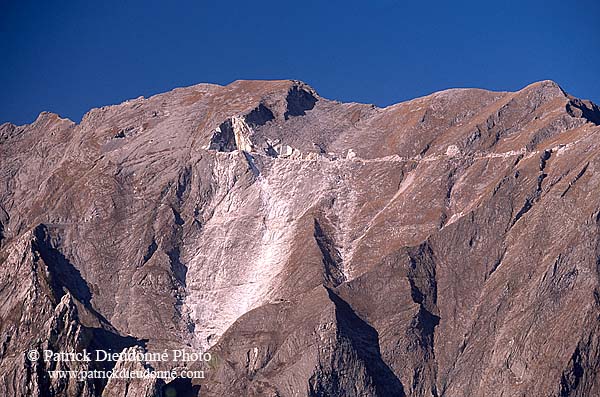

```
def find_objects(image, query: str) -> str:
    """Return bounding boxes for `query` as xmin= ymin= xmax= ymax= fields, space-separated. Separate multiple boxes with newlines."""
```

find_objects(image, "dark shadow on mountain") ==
xmin=162 ymin=377 xmax=201 ymax=397
xmin=567 ymin=98 xmax=600 ymax=125
xmin=32 ymin=224 xmax=92 ymax=305
xmin=89 ymin=327 xmax=147 ymax=355
xmin=86 ymin=327 xmax=148 ymax=395
xmin=326 ymin=288 xmax=406 ymax=397
xmin=208 ymin=119 xmax=237 ymax=152
xmin=245 ymin=103 xmax=275 ymax=127
xmin=88 ymin=327 xmax=147 ymax=369
xmin=167 ymin=246 xmax=187 ymax=287
xmin=285 ymin=86 xmax=317 ymax=119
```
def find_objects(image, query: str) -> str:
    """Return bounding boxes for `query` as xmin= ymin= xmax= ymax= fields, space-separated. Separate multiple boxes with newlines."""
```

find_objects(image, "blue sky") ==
xmin=1 ymin=0 xmax=599 ymax=125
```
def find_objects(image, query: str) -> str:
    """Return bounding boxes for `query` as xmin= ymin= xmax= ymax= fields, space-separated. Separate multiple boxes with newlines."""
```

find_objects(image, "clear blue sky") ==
xmin=1 ymin=0 xmax=599 ymax=125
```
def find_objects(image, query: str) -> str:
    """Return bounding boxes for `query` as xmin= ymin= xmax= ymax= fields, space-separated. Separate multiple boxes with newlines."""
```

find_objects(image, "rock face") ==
xmin=1 ymin=79 xmax=600 ymax=396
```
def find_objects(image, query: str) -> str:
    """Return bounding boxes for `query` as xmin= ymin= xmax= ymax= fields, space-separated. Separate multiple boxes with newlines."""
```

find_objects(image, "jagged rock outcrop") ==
xmin=1 ymin=79 xmax=600 ymax=396
xmin=100 ymin=347 xmax=162 ymax=397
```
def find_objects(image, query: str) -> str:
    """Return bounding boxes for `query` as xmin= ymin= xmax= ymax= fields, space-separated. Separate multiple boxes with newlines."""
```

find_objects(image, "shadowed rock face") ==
xmin=1 ymin=79 xmax=600 ymax=397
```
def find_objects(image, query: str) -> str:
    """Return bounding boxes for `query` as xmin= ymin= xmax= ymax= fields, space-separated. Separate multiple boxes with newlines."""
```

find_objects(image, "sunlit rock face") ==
xmin=1 ymin=79 xmax=600 ymax=396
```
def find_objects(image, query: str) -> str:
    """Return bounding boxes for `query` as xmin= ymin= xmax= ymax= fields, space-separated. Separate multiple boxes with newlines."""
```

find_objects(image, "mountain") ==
xmin=1 ymin=79 xmax=599 ymax=397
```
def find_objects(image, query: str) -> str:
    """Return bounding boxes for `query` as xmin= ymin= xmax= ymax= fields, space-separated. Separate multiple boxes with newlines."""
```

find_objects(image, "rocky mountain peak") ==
xmin=1 ymin=80 xmax=600 ymax=397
